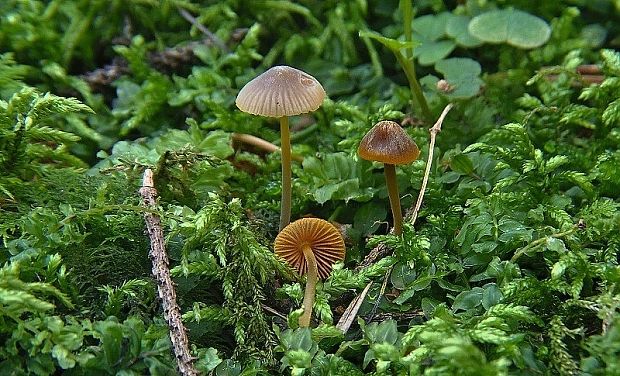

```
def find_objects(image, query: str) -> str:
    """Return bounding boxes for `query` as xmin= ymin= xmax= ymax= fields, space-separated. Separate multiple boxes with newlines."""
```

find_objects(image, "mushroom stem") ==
xmin=299 ymin=244 xmax=319 ymax=327
xmin=384 ymin=163 xmax=403 ymax=236
xmin=279 ymin=116 xmax=292 ymax=231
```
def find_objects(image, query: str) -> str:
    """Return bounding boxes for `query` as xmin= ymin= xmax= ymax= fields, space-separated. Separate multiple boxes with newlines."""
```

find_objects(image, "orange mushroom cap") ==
xmin=235 ymin=65 xmax=326 ymax=118
xmin=358 ymin=120 xmax=420 ymax=165
xmin=274 ymin=218 xmax=345 ymax=279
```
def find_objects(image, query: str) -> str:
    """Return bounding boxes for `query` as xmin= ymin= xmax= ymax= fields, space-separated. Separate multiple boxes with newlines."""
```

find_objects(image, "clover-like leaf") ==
xmin=413 ymin=39 xmax=455 ymax=66
xmin=412 ymin=13 xmax=451 ymax=41
xmin=468 ymin=9 xmax=551 ymax=49
xmin=434 ymin=58 xmax=483 ymax=99
xmin=446 ymin=15 xmax=483 ymax=47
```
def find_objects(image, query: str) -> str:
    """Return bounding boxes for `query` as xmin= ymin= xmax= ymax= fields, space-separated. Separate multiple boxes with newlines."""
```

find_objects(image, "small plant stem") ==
xmin=384 ymin=163 xmax=403 ymax=236
xmin=410 ymin=103 xmax=454 ymax=226
xmin=328 ymin=205 xmax=343 ymax=222
xmin=261 ymin=304 xmax=287 ymax=320
xmin=511 ymin=225 xmax=578 ymax=262
xmin=232 ymin=133 xmax=303 ymax=162
xmin=300 ymin=244 xmax=319 ymax=327
xmin=291 ymin=122 xmax=319 ymax=142
xmin=394 ymin=51 xmax=432 ymax=123
xmin=280 ymin=116 xmax=292 ymax=231
xmin=401 ymin=0 xmax=413 ymax=60
xmin=360 ymin=35 xmax=384 ymax=77
xmin=139 ymin=169 xmax=197 ymax=376
xmin=395 ymin=0 xmax=431 ymax=123
xmin=177 ymin=7 xmax=229 ymax=52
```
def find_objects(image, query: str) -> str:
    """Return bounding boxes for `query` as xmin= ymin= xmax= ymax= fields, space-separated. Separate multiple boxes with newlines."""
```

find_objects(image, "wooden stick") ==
xmin=336 ymin=282 xmax=372 ymax=332
xmin=139 ymin=169 xmax=198 ymax=376
xmin=409 ymin=103 xmax=454 ymax=226
xmin=232 ymin=133 xmax=304 ymax=163
xmin=177 ymin=7 xmax=229 ymax=52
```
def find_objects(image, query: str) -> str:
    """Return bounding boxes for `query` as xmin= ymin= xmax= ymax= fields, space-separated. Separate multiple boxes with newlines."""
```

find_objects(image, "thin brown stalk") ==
xmin=177 ymin=7 xmax=229 ymax=52
xmin=232 ymin=133 xmax=304 ymax=162
xmin=139 ymin=169 xmax=197 ymax=376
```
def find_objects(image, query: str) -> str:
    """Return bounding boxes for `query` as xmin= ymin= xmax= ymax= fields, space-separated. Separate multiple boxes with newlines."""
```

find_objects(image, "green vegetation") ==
xmin=1 ymin=0 xmax=619 ymax=374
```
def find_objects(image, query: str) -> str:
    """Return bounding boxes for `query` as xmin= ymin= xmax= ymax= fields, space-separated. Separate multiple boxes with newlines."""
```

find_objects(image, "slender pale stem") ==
xmin=279 ymin=116 xmax=292 ymax=231
xmin=384 ymin=163 xmax=403 ymax=236
xmin=399 ymin=0 xmax=432 ymax=123
xmin=410 ymin=103 xmax=454 ymax=226
xmin=394 ymin=51 xmax=432 ymax=123
xmin=401 ymin=0 xmax=413 ymax=60
xmin=299 ymin=244 xmax=318 ymax=327
xmin=511 ymin=225 xmax=578 ymax=262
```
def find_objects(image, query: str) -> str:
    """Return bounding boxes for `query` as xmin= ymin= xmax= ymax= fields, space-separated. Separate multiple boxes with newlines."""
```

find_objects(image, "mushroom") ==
xmin=358 ymin=120 xmax=420 ymax=235
xmin=274 ymin=217 xmax=345 ymax=327
xmin=236 ymin=66 xmax=326 ymax=230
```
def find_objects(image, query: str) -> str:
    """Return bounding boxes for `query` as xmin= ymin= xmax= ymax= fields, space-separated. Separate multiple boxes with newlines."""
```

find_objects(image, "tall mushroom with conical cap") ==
xmin=236 ymin=66 xmax=326 ymax=231
xmin=358 ymin=120 xmax=420 ymax=235
xmin=274 ymin=218 xmax=345 ymax=327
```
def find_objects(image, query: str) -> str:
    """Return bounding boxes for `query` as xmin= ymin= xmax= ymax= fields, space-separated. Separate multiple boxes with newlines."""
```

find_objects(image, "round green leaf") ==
xmin=434 ymin=58 xmax=483 ymax=99
xmin=446 ymin=15 xmax=483 ymax=47
xmin=468 ymin=9 xmax=551 ymax=49
xmin=412 ymin=12 xmax=451 ymax=41
xmin=413 ymin=40 xmax=456 ymax=66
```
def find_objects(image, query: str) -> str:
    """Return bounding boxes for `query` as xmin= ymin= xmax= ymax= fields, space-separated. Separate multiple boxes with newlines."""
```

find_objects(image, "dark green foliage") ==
xmin=1 ymin=0 xmax=619 ymax=375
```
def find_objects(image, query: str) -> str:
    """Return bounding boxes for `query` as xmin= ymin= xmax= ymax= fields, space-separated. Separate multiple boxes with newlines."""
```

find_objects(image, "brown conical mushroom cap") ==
xmin=274 ymin=218 xmax=345 ymax=279
xmin=357 ymin=120 xmax=420 ymax=165
xmin=235 ymin=66 xmax=326 ymax=117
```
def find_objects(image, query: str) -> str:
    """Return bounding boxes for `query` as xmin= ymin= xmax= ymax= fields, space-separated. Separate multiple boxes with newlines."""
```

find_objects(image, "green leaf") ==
xmin=450 ymin=154 xmax=475 ymax=175
xmin=353 ymin=201 xmax=387 ymax=236
xmin=468 ymin=9 xmax=551 ymax=48
xmin=158 ymin=128 xmax=233 ymax=159
xmin=358 ymin=30 xmax=417 ymax=53
xmin=394 ymin=274 xmax=434 ymax=305
xmin=197 ymin=348 xmax=222 ymax=373
xmin=435 ymin=58 xmax=483 ymax=99
xmin=312 ymin=324 xmax=344 ymax=342
xmin=390 ymin=262 xmax=417 ymax=290
xmin=412 ymin=13 xmax=451 ymax=41
xmin=301 ymin=153 xmax=374 ymax=204
xmin=421 ymin=298 xmax=442 ymax=318
xmin=482 ymin=283 xmax=503 ymax=310
xmin=364 ymin=320 xmax=399 ymax=345
xmin=93 ymin=320 xmax=124 ymax=367
xmin=413 ymin=40 xmax=456 ymax=66
xmin=452 ymin=287 xmax=484 ymax=311
xmin=446 ymin=15 xmax=483 ymax=47
xmin=51 ymin=345 xmax=75 ymax=369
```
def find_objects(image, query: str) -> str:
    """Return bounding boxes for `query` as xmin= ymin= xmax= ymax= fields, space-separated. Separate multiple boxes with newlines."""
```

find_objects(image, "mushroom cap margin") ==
xmin=274 ymin=217 xmax=345 ymax=279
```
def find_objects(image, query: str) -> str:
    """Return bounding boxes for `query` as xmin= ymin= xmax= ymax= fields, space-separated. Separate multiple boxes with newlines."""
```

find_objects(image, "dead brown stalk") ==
xmin=139 ymin=169 xmax=198 ymax=376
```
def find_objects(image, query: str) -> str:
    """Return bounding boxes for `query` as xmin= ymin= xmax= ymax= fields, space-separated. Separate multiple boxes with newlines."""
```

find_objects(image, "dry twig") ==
xmin=410 ymin=103 xmax=454 ymax=225
xmin=177 ymin=7 xmax=229 ymax=53
xmin=139 ymin=169 xmax=198 ymax=376
xmin=232 ymin=133 xmax=304 ymax=162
